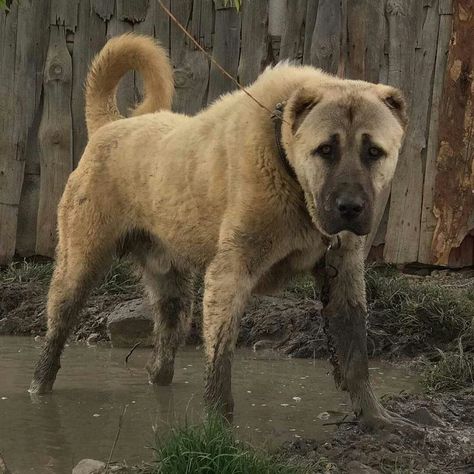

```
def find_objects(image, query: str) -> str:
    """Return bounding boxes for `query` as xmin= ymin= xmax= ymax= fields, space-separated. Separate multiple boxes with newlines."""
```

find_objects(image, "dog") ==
xmin=30 ymin=34 xmax=411 ymax=430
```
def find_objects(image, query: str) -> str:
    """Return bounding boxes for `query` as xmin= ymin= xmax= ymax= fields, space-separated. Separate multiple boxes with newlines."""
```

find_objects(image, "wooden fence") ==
xmin=0 ymin=0 xmax=473 ymax=267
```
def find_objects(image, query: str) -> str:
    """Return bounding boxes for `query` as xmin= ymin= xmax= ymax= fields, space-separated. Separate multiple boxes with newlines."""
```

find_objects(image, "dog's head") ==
xmin=281 ymin=82 xmax=407 ymax=236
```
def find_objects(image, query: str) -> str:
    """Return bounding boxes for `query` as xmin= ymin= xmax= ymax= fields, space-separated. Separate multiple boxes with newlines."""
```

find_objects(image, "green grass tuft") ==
xmin=0 ymin=258 xmax=139 ymax=295
xmin=141 ymin=415 xmax=301 ymax=474
xmin=422 ymin=343 xmax=474 ymax=393
xmin=366 ymin=267 xmax=474 ymax=354
xmin=0 ymin=260 xmax=54 ymax=284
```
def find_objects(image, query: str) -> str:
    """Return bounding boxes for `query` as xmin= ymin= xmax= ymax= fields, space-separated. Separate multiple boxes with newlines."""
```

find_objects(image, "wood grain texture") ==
xmin=92 ymin=0 xmax=115 ymax=21
xmin=50 ymin=0 xmax=80 ymax=31
xmin=309 ymin=0 xmax=342 ymax=74
xmin=278 ymin=0 xmax=307 ymax=62
xmin=302 ymin=0 xmax=319 ymax=64
xmin=346 ymin=0 xmax=384 ymax=82
xmin=170 ymin=0 xmax=210 ymax=114
xmin=419 ymin=8 xmax=454 ymax=263
xmin=208 ymin=5 xmax=241 ymax=103
xmin=430 ymin=0 xmax=473 ymax=265
xmin=238 ymin=0 xmax=269 ymax=86
xmin=72 ymin=0 xmax=107 ymax=167
xmin=36 ymin=26 xmax=74 ymax=257
xmin=0 ymin=0 xmax=50 ymax=263
xmin=117 ymin=0 xmax=149 ymax=23
xmin=383 ymin=0 xmax=423 ymax=264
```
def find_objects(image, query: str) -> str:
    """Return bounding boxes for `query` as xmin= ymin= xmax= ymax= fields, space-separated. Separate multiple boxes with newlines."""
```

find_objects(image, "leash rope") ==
xmin=157 ymin=0 xmax=282 ymax=120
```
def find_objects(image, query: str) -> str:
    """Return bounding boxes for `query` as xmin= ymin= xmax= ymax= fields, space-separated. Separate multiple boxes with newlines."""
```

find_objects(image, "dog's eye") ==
xmin=368 ymin=146 xmax=383 ymax=159
xmin=315 ymin=144 xmax=333 ymax=157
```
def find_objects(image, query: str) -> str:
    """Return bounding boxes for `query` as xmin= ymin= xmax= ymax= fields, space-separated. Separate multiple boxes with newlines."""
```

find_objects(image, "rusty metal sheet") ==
xmin=432 ymin=0 xmax=474 ymax=265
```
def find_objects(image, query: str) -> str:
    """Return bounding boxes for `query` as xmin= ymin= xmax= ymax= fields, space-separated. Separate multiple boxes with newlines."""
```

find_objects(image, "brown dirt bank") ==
xmin=280 ymin=392 xmax=474 ymax=473
xmin=1 ymin=265 xmax=473 ymax=361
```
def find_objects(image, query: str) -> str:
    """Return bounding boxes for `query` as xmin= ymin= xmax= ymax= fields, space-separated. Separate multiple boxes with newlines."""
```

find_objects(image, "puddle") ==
xmin=0 ymin=336 xmax=419 ymax=473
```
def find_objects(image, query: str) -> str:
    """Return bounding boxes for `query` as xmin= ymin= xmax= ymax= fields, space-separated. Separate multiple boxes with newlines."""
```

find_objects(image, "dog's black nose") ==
xmin=336 ymin=196 xmax=365 ymax=220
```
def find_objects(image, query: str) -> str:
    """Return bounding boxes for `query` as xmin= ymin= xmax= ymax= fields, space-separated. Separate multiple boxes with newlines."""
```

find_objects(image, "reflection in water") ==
xmin=0 ymin=337 xmax=418 ymax=473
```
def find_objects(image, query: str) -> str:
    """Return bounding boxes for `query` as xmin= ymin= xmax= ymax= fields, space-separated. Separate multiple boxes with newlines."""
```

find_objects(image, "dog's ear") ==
xmin=287 ymin=88 xmax=320 ymax=133
xmin=377 ymin=85 xmax=408 ymax=130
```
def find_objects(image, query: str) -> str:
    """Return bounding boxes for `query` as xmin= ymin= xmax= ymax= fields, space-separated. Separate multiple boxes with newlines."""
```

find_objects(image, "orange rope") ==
xmin=157 ymin=0 xmax=277 ymax=118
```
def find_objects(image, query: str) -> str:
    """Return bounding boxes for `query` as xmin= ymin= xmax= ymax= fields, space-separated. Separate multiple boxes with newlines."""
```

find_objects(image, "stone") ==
xmin=72 ymin=459 xmax=105 ymax=474
xmin=107 ymin=299 xmax=154 ymax=348
xmin=346 ymin=460 xmax=381 ymax=474
xmin=409 ymin=407 xmax=444 ymax=427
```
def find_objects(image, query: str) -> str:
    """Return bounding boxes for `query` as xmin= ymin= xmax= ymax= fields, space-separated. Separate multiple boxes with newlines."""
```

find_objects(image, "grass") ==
xmin=138 ymin=415 xmax=301 ymax=474
xmin=365 ymin=267 xmax=474 ymax=353
xmin=0 ymin=258 xmax=139 ymax=295
xmin=422 ymin=342 xmax=474 ymax=393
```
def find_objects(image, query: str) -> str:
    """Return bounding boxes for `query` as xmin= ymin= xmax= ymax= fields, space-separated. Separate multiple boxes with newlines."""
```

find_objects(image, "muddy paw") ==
xmin=28 ymin=378 xmax=54 ymax=395
xmin=361 ymin=409 xmax=425 ymax=437
xmin=146 ymin=360 xmax=174 ymax=386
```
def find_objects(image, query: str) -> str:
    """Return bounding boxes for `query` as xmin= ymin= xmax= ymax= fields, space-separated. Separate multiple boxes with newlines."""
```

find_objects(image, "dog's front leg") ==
xmin=202 ymin=250 xmax=255 ymax=421
xmin=321 ymin=234 xmax=417 ymax=432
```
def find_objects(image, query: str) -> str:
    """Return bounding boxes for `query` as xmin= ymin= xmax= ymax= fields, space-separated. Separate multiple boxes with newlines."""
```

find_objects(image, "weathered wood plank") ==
xmin=15 ymin=0 xmax=50 ymax=257
xmin=419 ymin=9 xmax=453 ymax=264
xmin=309 ymin=0 xmax=342 ymax=74
xmin=191 ymin=0 xmax=214 ymax=49
xmin=91 ymin=0 xmax=115 ymax=21
xmin=169 ymin=0 xmax=210 ymax=114
xmin=50 ymin=0 xmax=80 ymax=31
xmin=429 ymin=0 xmax=473 ymax=265
xmin=208 ymin=4 xmax=241 ymax=103
xmin=16 ymin=99 xmax=45 ymax=256
xmin=72 ymin=0 xmax=107 ymax=167
xmin=382 ymin=0 xmax=423 ymax=264
xmin=279 ymin=0 xmax=307 ymax=62
xmin=302 ymin=0 xmax=319 ymax=64
xmin=36 ymin=26 xmax=74 ymax=257
xmin=0 ymin=0 xmax=50 ymax=263
xmin=238 ymin=0 xmax=269 ymax=86
xmin=117 ymin=0 xmax=149 ymax=23
xmin=346 ymin=0 xmax=385 ymax=82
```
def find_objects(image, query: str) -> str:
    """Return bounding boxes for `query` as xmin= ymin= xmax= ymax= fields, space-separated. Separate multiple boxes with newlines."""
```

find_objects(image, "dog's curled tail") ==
xmin=85 ymin=33 xmax=174 ymax=136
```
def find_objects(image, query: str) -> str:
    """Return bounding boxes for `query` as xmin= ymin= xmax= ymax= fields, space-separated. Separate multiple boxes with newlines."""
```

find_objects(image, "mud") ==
xmin=281 ymin=392 xmax=474 ymax=473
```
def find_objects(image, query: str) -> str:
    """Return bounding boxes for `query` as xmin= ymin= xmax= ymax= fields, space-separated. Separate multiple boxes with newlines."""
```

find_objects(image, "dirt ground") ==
xmin=281 ymin=392 xmax=474 ymax=473
xmin=1 ymin=263 xmax=473 ymax=473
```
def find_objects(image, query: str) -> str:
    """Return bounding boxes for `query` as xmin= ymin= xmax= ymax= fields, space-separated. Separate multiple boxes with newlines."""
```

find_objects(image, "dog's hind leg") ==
xmin=141 ymin=258 xmax=194 ymax=386
xmin=29 ymin=198 xmax=117 ymax=394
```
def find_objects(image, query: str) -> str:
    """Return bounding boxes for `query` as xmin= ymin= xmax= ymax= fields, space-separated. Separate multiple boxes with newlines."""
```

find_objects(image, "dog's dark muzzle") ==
xmin=321 ymin=184 xmax=373 ymax=236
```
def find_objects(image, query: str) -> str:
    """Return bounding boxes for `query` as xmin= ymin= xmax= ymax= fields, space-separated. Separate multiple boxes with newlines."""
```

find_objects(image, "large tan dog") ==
xmin=30 ymin=34 xmax=411 ymax=430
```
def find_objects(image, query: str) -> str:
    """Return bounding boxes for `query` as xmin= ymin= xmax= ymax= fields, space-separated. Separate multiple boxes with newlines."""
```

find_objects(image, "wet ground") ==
xmin=0 ymin=336 xmax=418 ymax=473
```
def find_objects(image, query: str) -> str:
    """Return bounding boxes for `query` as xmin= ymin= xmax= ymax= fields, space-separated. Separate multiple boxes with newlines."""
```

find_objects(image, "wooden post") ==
xmin=36 ymin=25 xmax=73 ymax=257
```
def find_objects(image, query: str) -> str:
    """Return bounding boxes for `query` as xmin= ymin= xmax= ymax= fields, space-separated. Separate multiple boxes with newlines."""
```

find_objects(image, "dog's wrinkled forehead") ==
xmin=292 ymin=85 xmax=406 ymax=151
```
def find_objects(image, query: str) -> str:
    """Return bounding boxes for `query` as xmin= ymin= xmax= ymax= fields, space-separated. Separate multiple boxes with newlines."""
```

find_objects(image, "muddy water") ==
xmin=0 ymin=337 xmax=418 ymax=473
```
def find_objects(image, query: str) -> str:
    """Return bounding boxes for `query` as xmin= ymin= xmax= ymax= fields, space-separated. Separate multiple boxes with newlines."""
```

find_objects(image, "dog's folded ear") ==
xmin=286 ymin=88 xmax=320 ymax=133
xmin=376 ymin=85 xmax=408 ymax=130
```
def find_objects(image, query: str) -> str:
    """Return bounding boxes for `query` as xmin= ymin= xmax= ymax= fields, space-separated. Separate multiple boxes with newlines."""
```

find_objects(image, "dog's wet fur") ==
xmin=30 ymin=34 xmax=414 ymax=431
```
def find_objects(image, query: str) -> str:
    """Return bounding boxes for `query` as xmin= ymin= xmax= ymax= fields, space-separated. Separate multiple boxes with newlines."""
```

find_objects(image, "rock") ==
xmin=408 ymin=407 xmax=444 ymax=427
xmin=107 ymin=299 xmax=153 ymax=348
xmin=347 ymin=460 xmax=381 ymax=474
xmin=72 ymin=459 xmax=105 ymax=474
xmin=87 ymin=333 xmax=100 ymax=345
xmin=34 ymin=335 xmax=42 ymax=342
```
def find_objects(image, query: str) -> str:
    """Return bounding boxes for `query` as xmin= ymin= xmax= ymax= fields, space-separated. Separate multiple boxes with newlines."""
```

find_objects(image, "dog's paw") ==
xmin=360 ymin=408 xmax=425 ymax=437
